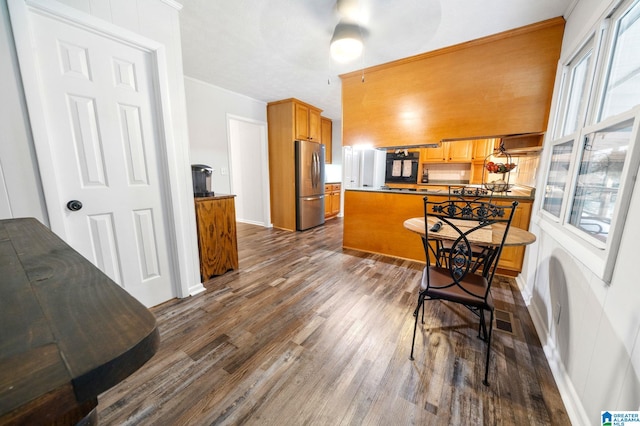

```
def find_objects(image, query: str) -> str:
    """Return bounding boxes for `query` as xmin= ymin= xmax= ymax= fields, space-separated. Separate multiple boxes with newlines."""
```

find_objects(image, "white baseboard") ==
xmin=188 ymin=282 xmax=206 ymax=297
xmin=526 ymin=294 xmax=590 ymax=426
xmin=237 ymin=218 xmax=272 ymax=228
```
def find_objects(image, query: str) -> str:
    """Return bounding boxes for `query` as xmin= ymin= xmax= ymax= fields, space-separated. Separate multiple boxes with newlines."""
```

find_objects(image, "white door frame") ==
xmin=8 ymin=0 xmax=204 ymax=299
xmin=226 ymin=114 xmax=271 ymax=227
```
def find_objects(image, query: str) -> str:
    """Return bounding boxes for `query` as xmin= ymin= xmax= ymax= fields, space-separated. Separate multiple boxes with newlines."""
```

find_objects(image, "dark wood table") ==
xmin=0 ymin=218 xmax=159 ymax=425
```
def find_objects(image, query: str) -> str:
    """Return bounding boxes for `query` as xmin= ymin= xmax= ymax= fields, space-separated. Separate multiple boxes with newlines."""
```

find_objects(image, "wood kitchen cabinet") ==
xmin=195 ymin=195 xmax=239 ymax=281
xmin=472 ymin=138 xmax=498 ymax=161
xmin=321 ymin=117 xmax=333 ymax=163
xmin=421 ymin=140 xmax=473 ymax=163
xmin=324 ymin=183 xmax=341 ymax=219
xmin=493 ymin=198 xmax=533 ymax=272
xmin=294 ymin=101 xmax=322 ymax=142
xmin=470 ymin=138 xmax=498 ymax=183
xmin=267 ymin=98 xmax=324 ymax=230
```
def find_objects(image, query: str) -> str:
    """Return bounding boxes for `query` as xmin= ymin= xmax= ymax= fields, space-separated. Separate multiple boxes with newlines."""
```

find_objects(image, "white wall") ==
xmin=184 ymin=77 xmax=267 ymax=195
xmin=520 ymin=0 xmax=640 ymax=423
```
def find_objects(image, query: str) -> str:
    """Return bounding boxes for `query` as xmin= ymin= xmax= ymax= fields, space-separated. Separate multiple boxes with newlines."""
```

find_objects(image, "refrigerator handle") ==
xmin=316 ymin=152 xmax=321 ymax=188
xmin=312 ymin=152 xmax=316 ymax=188
xmin=315 ymin=151 xmax=320 ymax=188
xmin=312 ymin=152 xmax=318 ymax=189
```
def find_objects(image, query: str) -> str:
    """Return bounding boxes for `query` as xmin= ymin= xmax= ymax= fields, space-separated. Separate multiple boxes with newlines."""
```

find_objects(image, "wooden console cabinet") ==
xmin=195 ymin=195 xmax=239 ymax=281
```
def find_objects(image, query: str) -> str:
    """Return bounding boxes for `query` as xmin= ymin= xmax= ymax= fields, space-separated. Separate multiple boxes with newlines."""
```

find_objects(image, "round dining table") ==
xmin=403 ymin=216 xmax=537 ymax=247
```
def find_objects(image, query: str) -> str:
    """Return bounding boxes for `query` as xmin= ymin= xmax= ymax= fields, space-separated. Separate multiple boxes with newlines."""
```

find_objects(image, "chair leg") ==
xmin=483 ymin=309 xmax=494 ymax=386
xmin=410 ymin=294 xmax=424 ymax=361
xmin=478 ymin=309 xmax=488 ymax=341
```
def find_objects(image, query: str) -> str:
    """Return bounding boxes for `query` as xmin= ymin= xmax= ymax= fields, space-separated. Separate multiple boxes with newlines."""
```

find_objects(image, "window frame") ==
xmin=595 ymin=0 xmax=640 ymax=122
xmin=564 ymin=111 xmax=640 ymax=248
xmin=539 ymin=107 xmax=640 ymax=283
xmin=538 ymin=0 xmax=640 ymax=283
xmin=554 ymin=36 xmax=597 ymax=139
xmin=539 ymin=135 xmax=578 ymax=223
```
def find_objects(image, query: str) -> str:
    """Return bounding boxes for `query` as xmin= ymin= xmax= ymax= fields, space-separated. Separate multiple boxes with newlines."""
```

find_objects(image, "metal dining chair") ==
xmin=428 ymin=186 xmax=495 ymax=271
xmin=410 ymin=196 xmax=518 ymax=386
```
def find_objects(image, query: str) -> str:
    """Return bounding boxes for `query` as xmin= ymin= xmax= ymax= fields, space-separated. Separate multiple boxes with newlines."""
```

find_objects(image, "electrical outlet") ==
xmin=555 ymin=302 xmax=562 ymax=324
xmin=221 ymin=168 xmax=228 ymax=175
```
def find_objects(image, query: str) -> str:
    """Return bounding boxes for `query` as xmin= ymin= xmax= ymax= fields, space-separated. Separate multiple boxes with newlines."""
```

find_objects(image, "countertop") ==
xmin=346 ymin=184 xmax=535 ymax=200
xmin=195 ymin=194 xmax=236 ymax=201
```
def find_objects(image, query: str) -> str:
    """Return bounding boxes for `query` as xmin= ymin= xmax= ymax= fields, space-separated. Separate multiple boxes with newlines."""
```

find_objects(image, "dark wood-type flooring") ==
xmin=98 ymin=218 xmax=570 ymax=425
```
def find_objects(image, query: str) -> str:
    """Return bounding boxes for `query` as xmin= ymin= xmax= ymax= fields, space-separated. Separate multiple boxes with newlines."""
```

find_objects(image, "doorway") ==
xmin=227 ymin=115 xmax=270 ymax=227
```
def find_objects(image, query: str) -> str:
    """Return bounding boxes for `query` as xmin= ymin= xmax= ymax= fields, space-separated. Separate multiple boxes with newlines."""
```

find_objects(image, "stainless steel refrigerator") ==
xmin=295 ymin=140 xmax=325 ymax=231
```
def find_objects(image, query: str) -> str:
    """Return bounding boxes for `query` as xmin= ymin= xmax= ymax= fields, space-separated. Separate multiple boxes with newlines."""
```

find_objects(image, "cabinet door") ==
xmin=295 ymin=103 xmax=310 ymax=140
xmin=321 ymin=117 xmax=332 ymax=163
xmin=472 ymin=138 xmax=497 ymax=161
xmin=470 ymin=162 xmax=486 ymax=184
xmin=324 ymin=185 xmax=332 ymax=217
xmin=495 ymin=200 xmax=533 ymax=272
xmin=309 ymin=108 xmax=321 ymax=142
xmin=331 ymin=191 xmax=341 ymax=215
xmin=422 ymin=145 xmax=446 ymax=161
xmin=447 ymin=140 xmax=473 ymax=162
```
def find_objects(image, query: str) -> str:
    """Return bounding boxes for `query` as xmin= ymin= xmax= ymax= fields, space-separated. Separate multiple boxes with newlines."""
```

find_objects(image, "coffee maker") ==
xmin=191 ymin=164 xmax=214 ymax=197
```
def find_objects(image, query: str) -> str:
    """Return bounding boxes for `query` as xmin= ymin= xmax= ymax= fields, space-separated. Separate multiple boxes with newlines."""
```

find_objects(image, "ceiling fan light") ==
xmin=330 ymin=23 xmax=363 ymax=63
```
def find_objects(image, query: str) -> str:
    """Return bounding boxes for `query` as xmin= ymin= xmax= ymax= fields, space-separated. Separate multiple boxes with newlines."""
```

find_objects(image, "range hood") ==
xmin=383 ymin=142 xmax=441 ymax=150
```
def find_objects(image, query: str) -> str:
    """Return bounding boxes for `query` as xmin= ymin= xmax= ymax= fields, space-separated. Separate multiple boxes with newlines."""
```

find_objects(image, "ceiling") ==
xmin=178 ymin=0 xmax=574 ymax=120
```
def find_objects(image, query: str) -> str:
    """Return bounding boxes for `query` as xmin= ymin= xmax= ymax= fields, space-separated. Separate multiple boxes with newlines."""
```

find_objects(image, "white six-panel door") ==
xmin=18 ymin=7 xmax=176 ymax=306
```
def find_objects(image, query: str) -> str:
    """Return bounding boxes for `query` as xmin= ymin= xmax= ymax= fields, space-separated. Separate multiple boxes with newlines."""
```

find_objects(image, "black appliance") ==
xmin=385 ymin=152 xmax=419 ymax=183
xmin=191 ymin=164 xmax=214 ymax=197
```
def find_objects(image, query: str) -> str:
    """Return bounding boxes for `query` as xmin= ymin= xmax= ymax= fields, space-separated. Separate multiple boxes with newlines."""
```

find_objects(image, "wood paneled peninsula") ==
xmin=342 ymin=186 xmax=534 ymax=275
xmin=340 ymin=17 xmax=564 ymax=148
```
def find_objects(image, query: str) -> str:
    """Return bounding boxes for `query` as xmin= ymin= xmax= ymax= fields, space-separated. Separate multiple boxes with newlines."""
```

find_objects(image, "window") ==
xmin=557 ymin=41 xmax=594 ymax=138
xmin=599 ymin=0 xmax=640 ymax=120
xmin=540 ymin=0 xmax=640 ymax=283
xmin=542 ymin=139 xmax=575 ymax=218
xmin=568 ymin=119 xmax=633 ymax=244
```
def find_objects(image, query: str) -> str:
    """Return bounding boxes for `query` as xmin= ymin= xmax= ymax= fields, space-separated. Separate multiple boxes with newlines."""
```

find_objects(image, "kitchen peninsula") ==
xmin=338 ymin=19 xmax=560 ymax=276
xmin=343 ymin=185 xmax=534 ymax=275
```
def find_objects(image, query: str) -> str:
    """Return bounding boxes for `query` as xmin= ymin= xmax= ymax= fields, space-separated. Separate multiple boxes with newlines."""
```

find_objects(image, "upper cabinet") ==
xmin=321 ymin=117 xmax=333 ymax=163
xmin=447 ymin=140 xmax=473 ymax=162
xmin=294 ymin=101 xmax=322 ymax=142
xmin=340 ymin=18 xmax=565 ymax=148
xmin=471 ymin=138 xmax=498 ymax=161
xmin=421 ymin=141 xmax=472 ymax=163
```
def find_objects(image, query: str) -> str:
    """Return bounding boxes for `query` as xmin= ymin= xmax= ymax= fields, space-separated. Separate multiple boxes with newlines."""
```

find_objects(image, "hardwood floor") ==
xmin=98 ymin=218 xmax=570 ymax=425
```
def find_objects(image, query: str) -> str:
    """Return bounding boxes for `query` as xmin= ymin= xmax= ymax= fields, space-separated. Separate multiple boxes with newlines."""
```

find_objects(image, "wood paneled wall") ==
xmin=341 ymin=17 xmax=565 ymax=148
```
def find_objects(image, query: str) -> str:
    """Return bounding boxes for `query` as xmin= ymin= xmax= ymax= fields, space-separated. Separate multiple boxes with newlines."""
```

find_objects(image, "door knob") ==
xmin=66 ymin=200 xmax=83 ymax=211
